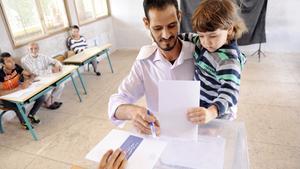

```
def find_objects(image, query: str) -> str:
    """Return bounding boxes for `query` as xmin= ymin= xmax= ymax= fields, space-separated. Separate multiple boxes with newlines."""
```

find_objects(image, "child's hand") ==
xmin=187 ymin=105 xmax=218 ymax=124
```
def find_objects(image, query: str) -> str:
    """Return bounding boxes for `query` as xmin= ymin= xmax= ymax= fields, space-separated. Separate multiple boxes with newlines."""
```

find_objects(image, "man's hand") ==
xmin=30 ymin=74 xmax=37 ymax=80
xmin=20 ymin=80 xmax=32 ymax=89
xmin=99 ymin=149 xmax=127 ymax=169
xmin=187 ymin=105 xmax=218 ymax=124
xmin=130 ymin=107 xmax=160 ymax=135
xmin=52 ymin=65 xmax=62 ymax=73
xmin=115 ymin=105 xmax=160 ymax=136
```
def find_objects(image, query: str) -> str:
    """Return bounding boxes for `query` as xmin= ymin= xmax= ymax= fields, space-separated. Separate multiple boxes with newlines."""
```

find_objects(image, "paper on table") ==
xmin=158 ymin=135 xmax=226 ymax=169
xmin=85 ymin=129 xmax=167 ymax=169
xmin=0 ymin=66 xmax=73 ymax=100
xmin=0 ymin=77 xmax=52 ymax=99
xmin=158 ymin=80 xmax=199 ymax=140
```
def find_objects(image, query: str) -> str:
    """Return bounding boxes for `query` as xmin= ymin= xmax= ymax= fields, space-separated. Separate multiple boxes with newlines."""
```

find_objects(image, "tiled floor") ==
xmin=0 ymin=50 xmax=299 ymax=169
xmin=237 ymin=52 xmax=300 ymax=169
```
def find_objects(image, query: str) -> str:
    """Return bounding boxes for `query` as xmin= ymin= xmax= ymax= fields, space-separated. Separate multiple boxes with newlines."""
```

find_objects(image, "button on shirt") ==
xmin=108 ymin=40 xmax=195 ymax=126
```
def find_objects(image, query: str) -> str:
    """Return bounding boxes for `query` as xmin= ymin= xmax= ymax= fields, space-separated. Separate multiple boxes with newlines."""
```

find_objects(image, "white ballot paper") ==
xmin=86 ymin=129 xmax=167 ymax=169
xmin=158 ymin=80 xmax=199 ymax=140
xmin=158 ymin=135 xmax=226 ymax=169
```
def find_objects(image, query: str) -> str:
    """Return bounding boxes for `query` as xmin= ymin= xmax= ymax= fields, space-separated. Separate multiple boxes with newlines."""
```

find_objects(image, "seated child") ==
xmin=0 ymin=52 xmax=45 ymax=130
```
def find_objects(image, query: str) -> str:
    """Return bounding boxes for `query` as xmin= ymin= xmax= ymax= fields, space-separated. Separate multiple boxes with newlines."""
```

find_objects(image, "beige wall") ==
xmin=0 ymin=0 xmax=117 ymax=58
xmin=1 ymin=0 xmax=299 ymax=55
xmin=110 ymin=0 xmax=152 ymax=49
xmin=110 ymin=0 xmax=300 ymax=53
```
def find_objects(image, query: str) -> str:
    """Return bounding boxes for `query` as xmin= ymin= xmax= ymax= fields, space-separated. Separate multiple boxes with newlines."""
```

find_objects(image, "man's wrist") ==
xmin=128 ymin=105 xmax=144 ymax=120
xmin=115 ymin=104 xmax=140 ymax=120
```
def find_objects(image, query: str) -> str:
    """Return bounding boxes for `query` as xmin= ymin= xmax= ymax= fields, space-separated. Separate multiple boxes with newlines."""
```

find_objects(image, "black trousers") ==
xmin=2 ymin=95 xmax=45 ymax=124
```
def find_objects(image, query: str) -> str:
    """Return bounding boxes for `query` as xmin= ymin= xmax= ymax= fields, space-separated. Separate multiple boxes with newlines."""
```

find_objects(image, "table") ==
xmin=154 ymin=119 xmax=249 ymax=169
xmin=63 ymin=43 xmax=114 ymax=95
xmin=0 ymin=65 xmax=83 ymax=140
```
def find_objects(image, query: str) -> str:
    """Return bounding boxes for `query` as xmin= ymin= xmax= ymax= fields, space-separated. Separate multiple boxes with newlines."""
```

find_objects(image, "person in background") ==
xmin=66 ymin=25 xmax=101 ymax=76
xmin=0 ymin=52 xmax=45 ymax=130
xmin=21 ymin=42 xmax=64 ymax=110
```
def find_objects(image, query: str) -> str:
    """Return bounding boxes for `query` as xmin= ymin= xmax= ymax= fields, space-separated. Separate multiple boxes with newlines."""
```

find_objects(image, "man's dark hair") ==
xmin=143 ymin=0 xmax=179 ymax=19
xmin=70 ymin=25 xmax=80 ymax=30
xmin=0 ymin=52 xmax=11 ymax=63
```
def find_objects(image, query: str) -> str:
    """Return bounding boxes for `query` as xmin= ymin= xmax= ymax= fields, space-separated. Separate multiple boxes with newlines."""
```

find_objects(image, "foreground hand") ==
xmin=187 ymin=105 xmax=218 ymax=124
xmin=130 ymin=107 xmax=160 ymax=136
xmin=99 ymin=149 xmax=127 ymax=169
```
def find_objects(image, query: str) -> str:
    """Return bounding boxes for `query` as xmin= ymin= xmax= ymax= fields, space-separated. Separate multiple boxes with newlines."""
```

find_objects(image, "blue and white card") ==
xmin=85 ymin=129 xmax=167 ymax=169
xmin=120 ymin=135 xmax=143 ymax=159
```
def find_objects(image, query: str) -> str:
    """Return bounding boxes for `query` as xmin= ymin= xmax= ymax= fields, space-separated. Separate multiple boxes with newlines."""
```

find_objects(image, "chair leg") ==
xmin=0 ymin=111 xmax=7 ymax=134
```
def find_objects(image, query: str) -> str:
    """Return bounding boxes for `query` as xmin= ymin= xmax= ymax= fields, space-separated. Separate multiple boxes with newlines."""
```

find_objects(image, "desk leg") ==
xmin=71 ymin=74 xmax=82 ymax=102
xmin=16 ymin=103 xmax=38 ymax=141
xmin=105 ymin=50 xmax=114 ymax=73
xmin=76 ymin=69 xmax=87 ymax=95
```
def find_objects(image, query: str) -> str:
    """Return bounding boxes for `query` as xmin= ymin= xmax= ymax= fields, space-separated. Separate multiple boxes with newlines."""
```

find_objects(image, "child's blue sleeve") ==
xmin=213 ymin=55 xmax=243 ymax=116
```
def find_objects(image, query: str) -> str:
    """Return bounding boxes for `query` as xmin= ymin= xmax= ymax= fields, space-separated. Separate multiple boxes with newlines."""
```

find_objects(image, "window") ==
xmin=0 ymin=0 xmax=69 ymax=47
xmin=75 ymin=0 xmax=109 ymax=25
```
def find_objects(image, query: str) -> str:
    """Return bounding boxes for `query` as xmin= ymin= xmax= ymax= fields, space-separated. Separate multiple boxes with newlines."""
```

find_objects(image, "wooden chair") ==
xmin=53 ymin=54 xmax=66 ymax=62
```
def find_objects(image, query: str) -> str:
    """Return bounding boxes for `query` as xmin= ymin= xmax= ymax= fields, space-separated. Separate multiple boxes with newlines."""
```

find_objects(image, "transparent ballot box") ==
xmin=154 ymin=119 xmax=249 ymax=169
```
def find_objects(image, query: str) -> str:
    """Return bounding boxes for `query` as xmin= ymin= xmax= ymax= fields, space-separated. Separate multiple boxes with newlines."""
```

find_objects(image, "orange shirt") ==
xmin=0 ymin=64 xmax=23 ymax=90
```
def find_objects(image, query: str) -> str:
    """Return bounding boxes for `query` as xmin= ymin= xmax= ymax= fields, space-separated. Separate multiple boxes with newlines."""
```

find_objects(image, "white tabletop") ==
xmin=63 ymin=43 xmax=112 ymax=64
xmin=0 ymin=65 xmax=78 ymax=103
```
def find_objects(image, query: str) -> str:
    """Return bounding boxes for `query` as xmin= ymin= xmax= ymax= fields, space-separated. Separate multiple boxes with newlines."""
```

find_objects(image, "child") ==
xmin=180 ymin=0 xmax=247 ymax=124
xmin=0 ymin=52 xmax=45 ymax=130
xmin=66 ymin=25 xmax=101 ymax=76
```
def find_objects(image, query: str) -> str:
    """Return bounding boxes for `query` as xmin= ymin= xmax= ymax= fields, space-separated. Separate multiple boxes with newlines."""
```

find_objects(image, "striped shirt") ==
xmin=66 ymin=36 xmax=88 ymax=54
xmin=21 ymin=54 xmax=62 ymax=76
xmin=180 ymin=33 xmax=246 ymax=119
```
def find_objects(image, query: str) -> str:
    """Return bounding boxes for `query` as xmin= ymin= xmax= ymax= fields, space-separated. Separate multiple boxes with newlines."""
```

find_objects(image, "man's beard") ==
xmin=151 ymin=33 xmax=178 ymax=51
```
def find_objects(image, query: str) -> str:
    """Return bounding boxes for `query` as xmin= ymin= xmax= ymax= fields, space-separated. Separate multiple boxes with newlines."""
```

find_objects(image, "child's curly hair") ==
xmin=192 ymin=0 xmax=247 ymax=41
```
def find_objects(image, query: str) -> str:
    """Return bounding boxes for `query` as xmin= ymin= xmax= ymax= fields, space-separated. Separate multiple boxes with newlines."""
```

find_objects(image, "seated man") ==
xmin=0 ymin=52 xmax=45 ymax=130
xmin=21 ymin=42 xmax=64 ymax=110
xmin=66 ymin=25 xmax=101 ymax=76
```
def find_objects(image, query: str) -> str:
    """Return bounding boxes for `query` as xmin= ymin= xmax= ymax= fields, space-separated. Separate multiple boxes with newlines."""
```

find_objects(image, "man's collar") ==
xmin=30 ymin=54 xmax=39 ymax=58
xmin=136 ymin=39 xmax=195 ymax=61
xmin=136 ymin=43 xmax=157 ymax=60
